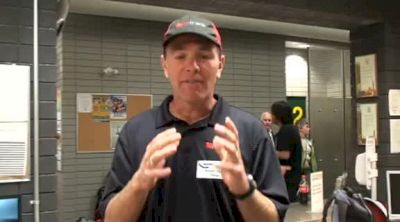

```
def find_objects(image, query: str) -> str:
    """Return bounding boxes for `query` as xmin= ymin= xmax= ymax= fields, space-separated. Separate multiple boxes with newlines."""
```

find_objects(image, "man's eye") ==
xmin=175 ymin=54 xmax=186 ymax=59
xmin=200 ymin=54 xmax=212 ymax=59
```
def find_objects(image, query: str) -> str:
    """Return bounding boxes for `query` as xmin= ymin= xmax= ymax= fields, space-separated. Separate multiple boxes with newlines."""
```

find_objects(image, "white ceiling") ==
xmin=69 ymin=0 xmax=349 ymax=43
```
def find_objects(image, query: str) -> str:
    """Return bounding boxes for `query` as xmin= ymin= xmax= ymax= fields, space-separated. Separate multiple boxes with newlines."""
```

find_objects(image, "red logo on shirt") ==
xmin=205 ymin=141 xmax=214 ymax=149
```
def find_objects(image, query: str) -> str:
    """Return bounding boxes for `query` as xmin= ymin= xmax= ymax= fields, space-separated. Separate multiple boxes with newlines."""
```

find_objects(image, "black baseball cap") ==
xmin=163 ymin=15 xmax=222 ymax=49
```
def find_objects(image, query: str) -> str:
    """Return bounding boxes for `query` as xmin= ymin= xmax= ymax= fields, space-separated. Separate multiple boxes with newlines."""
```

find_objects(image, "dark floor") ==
xmin=285 ymin=202 xmax=329 ymax=222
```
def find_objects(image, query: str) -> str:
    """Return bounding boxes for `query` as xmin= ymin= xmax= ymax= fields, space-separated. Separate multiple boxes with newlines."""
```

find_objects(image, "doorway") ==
xmin=285 ymin=42 xmax=351 ymax=197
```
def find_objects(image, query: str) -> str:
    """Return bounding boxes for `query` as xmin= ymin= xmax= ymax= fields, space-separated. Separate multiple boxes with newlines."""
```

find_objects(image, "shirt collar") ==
xmin=155 ymin=94 xmax=230 ymax=129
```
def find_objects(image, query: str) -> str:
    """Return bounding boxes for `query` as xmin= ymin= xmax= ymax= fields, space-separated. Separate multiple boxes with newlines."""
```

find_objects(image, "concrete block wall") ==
xmin=58 ymin=13 xmax=286 ymax=221
xmin=0 ymin=0 xmax=58 ymax=221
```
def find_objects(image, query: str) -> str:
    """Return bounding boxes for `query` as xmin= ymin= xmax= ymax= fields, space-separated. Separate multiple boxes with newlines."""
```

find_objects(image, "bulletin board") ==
xmin=76 ymin=93 xmax=152 ymax=153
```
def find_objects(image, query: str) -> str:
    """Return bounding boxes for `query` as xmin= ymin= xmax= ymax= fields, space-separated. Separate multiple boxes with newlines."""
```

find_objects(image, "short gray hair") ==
xmin=297 ymin=118 xmax=309 ymax=129
xmin=260 ymin=111 xmax=270 ymax=121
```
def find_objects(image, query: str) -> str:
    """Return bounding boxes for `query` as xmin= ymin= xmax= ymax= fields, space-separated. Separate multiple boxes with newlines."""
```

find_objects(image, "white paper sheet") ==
xmin=110 ymin=120 xmax=126 ymax=149
xmin=77 ymin=93 xmax=92 ymax=113
xmin=390 ymin=119 xmax=400 ymax=153
xmin=0 ymin=64 xmax=30 ymax=122
xmin=389 ymin=89 xmax=400 ymax=116
xmin=360 ymin=103 xmax=378 ymax=142
xmin=310 ymin=171 xmax=324 ymax=213
xmin=0 ymin=122 xmax=28 ymax=176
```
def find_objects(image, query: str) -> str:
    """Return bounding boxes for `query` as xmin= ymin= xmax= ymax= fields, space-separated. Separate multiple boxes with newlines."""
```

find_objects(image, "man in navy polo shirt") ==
xmin=99 ymin=15 xmax=289 ymax=222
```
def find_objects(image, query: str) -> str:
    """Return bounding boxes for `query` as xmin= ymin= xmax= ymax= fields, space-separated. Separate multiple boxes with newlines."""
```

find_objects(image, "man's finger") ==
xmin=144 ymin=167 xmax=172 ymax=178
xmin=218 ymin=161 xmax=243 ymax=176
xmin=149 ymin=143 xmax=178 ymax=166
xmin=144 ymin=129 xmax=181 ymax=160
xmin=213 ymin=136 xmax=227 ymax=161
xmin=148 ymin=128 xmax=180 ymax=152
xmin=147 ymin=128 xmax=177 ymax=148
xmin=214 ymin=136 xmax=237 ymax=156
xmin=213 ymin=136 xmax=239 ymax=163
xmin=225 ymin=117 xmax=239 ymax=139
xmin=214 ymin=123 xmax=236 ymax=145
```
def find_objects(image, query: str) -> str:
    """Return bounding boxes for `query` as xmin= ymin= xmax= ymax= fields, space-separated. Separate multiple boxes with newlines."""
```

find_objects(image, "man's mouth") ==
xmin=182 ymin=80 xmax=202 ymax=84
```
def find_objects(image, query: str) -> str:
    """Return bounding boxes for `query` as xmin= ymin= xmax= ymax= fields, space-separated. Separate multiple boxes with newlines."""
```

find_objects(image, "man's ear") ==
xmin=216 ymin=54 xmax=225 ymax=79
xmin=160 ymin=54 xmax=169 ymax=79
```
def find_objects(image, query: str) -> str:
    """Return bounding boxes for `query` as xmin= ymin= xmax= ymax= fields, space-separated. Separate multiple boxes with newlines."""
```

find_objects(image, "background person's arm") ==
xmin=280 ymin=165 xmax=292 ymax=176
xmin=276 ymin=150 xmax=291 ymax=160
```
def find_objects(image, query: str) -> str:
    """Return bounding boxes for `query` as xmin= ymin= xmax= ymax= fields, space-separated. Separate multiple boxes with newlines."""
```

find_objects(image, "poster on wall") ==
xmin=357 ymin=103 xmax=378 ymax=145
xmin=92 ymin=95 xmax=110 ymax=122
xmin=355 ymin=54 xmax=378 ymax=98
xmin=109 ymin=95 xmax=127 ymax=119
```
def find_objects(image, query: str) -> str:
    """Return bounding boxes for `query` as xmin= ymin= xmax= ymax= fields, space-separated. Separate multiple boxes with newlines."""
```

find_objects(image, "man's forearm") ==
xmin=105 ymin=176 xmax=149 ymax=222
xmin=276 ymin=150 xmax=290 ymax=160
xmin=237 ymin=190 xmax=280 ymax=222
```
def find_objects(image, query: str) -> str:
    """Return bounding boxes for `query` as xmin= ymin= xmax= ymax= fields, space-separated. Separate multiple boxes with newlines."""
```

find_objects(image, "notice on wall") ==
xmin=389 ymin=89 xmax=400 ymax=116
xmin=390 ymin=119 xmax=400 ymax=153
xmin=0 ymin=122 xmax=28 ymax=177
xmin=0 ymin=64 xmax=30 ymax=183
xmin=355 ymin=54 xmax=378 ymax=98
xmin=357 ymin=103 xmax=378 ymax=145
xmin=77 ymin=93 xmax=92 ymax=113
xmin=110 ymin=120 xmax=126 ymax=150
xmin=310 ymin=171 xmax=324 ymax=213
xmin=0 ymin=64 xmax=30 ymax=122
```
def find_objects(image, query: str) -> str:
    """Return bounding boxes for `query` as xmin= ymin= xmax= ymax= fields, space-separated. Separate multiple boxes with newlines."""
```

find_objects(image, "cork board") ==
xmin=76 ymin=93 xmax=152 ymax=153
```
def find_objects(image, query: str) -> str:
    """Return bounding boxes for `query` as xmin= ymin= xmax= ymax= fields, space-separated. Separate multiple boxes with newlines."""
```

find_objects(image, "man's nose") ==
xmin=186 ymin=58 xmax=200 ymax=73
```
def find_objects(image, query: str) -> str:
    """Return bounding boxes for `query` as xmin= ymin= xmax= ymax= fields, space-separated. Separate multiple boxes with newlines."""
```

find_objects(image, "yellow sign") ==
xmin=293 ymin=106 xmax=303 ymax=125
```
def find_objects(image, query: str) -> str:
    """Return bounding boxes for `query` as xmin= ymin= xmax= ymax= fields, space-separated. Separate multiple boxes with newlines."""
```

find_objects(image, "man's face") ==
xmin=161 ymin=34 xmax=225 ymax=104
xmin=300 ymin=123 xmax=311 ymax=137
xmin=262 ymin=112 xmax=272 ymax=130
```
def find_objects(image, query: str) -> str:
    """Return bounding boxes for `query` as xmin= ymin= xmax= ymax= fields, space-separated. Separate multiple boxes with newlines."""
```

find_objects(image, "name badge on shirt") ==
xmin=196 ymin=160 xmax=222 ymax=179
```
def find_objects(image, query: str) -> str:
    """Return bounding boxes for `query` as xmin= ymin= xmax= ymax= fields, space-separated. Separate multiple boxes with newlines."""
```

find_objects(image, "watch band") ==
xmin=232 ymin=174 xmax=256 ymax=200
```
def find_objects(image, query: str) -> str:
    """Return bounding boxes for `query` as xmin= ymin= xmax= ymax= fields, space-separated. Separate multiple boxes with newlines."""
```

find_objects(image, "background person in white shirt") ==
xmin=261 ymin=111 xmax=275 ymax=147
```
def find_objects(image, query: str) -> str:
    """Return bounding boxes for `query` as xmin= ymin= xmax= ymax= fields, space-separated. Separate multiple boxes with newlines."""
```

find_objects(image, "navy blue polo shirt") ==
xmin=99 ymin=95 xmax=289 ymax=221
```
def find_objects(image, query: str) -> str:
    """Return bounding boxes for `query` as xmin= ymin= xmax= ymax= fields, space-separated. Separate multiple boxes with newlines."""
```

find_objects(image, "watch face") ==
xmin=248 ymin=174 xmax=257 ymax=188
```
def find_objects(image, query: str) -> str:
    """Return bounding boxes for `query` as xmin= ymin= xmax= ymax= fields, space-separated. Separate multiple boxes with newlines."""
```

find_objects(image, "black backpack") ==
xmin=322 ymin=187 xmax=372 ymax=222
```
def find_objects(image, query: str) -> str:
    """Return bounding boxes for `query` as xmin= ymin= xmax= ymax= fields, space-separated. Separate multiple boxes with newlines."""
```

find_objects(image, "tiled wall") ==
xmin=0 ymin=0 xmax=58 ymax=221
xmin=58 ymin=13 xmax=286 ymax=220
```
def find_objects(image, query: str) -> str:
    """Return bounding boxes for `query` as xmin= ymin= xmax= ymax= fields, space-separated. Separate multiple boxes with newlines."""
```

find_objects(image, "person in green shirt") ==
xmin=297 ymin=118 xmax=318 ymax=174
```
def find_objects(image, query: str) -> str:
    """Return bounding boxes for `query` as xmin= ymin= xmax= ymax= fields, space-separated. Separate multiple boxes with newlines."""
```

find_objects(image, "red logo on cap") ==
xmin=211 ymin=23 xmax=222 ymax=47
xmin=175 ymin=21 xmax=189 ymax=28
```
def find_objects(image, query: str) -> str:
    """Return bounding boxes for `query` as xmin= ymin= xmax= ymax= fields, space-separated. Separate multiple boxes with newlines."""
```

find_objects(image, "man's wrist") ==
xmin=231 ymin=174 xmax=256 ymax=200
xmin=130 ymin=172 xmax=151 ymax=193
